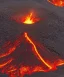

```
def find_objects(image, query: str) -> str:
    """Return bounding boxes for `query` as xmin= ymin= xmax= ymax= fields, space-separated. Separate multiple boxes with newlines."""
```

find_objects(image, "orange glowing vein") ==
xmin=24 ymin=32 xmax=52 ymax=69
xmin=0 ymin=59 xmax=13 ymax=68
xmin=0 ymin=47 xmax=16 ymax=58
xmin=0 ymin=35 xmax=23 ymax=58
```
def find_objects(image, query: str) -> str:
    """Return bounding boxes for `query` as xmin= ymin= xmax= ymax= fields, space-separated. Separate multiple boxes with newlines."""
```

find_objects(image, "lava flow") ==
xmin=21 ymin=12 xmax=40 ymax=24
xmin=0 ymin=32 xmax=64 ymax=77
xmin=47 ymin=0 xmax=64 ymax=7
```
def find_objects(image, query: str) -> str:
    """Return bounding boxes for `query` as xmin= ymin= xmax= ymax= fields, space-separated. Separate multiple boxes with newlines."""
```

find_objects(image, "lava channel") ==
xmin=47 ymin=0 xmax=64 ymax=7
xmin=0 ymin=32 xmax=64 ymax=77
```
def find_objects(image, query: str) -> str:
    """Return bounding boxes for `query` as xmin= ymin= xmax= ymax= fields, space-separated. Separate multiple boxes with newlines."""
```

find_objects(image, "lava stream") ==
xmin=21 ymin=12 xmax=40 ymax=24
xmin=24 ymin=32 xmax=52 ymax=69
xmin=0 ymin=59 xmax=13 ymax=68
xmin=0 ymin=34 xmax=23 ymax=58
xmin=47 ymin=0 xmax=64 ymax=7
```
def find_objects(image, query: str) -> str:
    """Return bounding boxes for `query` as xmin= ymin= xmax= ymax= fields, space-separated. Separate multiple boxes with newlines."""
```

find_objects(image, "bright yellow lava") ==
xmin=24 ymin=32 xmax=52 ymax=69
xmin=23 ymin=12 xmax=35 ymax=24
xmin=22 ymin=12 xmax=39 ymax=24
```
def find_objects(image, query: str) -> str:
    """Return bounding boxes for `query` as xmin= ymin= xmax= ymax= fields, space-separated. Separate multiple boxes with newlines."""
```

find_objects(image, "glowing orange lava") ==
xmin=47 ymin=0 xmax=64 ymax=7
xmin=0 ymin=32 xmax=64 ymax=77
xmin=0 ymin=59 xmax=13 ymax=68
xmin=21 ymin=12 xmax=40 ymax=24
xmin=0 ymin=47 xmax=16 ymax=58
xmin=24 ymin=32 xmax=52 ymax=69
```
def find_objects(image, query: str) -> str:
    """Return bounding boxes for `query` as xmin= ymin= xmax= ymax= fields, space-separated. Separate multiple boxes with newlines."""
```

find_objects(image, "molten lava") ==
xmin=47 ymin=0 xmax=64 ymax=7
xmin=24 ymin=32 xmax=52 ymax=69
xmin=21 ymin=12 xmax=40 ymax=24
xmin=0 ymin=32 xmax=64 ymax=77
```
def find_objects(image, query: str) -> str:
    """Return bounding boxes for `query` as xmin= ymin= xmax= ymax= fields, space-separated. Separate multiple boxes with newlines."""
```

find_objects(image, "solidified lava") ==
xmin=0 ymin=32 xmax=64 ymax=77
xmin=47 ymin=0 xmax=64 ymax=7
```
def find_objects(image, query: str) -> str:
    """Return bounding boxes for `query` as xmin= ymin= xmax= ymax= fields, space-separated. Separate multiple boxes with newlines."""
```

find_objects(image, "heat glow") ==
xmin=47 ymin=0 xmax=64 ymax=7
xmin=0 ymin=32 xmax=64 ymax=77
xmin=21 ymin=12 xmax=40 ymax=24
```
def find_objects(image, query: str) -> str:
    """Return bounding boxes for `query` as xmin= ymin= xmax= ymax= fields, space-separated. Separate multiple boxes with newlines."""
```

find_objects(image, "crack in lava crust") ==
xmin=0 ymin=32 xmax=64 ymax=77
